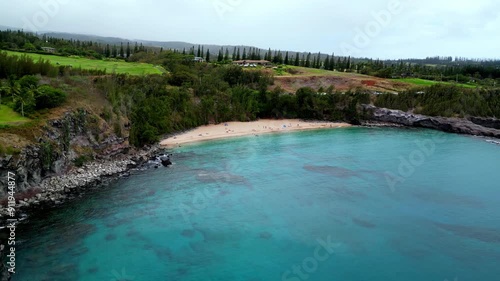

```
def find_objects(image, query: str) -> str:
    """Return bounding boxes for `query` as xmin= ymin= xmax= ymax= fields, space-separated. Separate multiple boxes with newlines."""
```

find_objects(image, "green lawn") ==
xmin=395 ymin=78 xmax=478 ymax=89
xmin=3 ymin=50 xmax=164 ymax=75
xmin=0 ymin=105 xmax=30 ymax=125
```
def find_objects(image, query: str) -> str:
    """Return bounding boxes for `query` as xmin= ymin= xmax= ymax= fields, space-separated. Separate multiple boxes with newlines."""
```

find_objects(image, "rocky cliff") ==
xmin=363 ymin=105 xmax=500 ymax=139
xmin=0 ymin=109 xmax=129 ymax=199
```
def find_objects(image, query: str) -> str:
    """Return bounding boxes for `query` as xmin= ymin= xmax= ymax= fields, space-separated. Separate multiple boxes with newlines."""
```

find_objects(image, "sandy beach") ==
xmin=160 ymin=119 xmax=351 ymax=148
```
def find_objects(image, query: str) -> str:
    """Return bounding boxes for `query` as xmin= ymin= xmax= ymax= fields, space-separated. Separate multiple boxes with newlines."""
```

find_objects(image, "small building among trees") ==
xmin=41 ymin=47 xmax=56 ymax=53
xmin=193 ymin=57 xmax=205 ymax=63
xmin=233 ymin=60 xmax=271 ymax=67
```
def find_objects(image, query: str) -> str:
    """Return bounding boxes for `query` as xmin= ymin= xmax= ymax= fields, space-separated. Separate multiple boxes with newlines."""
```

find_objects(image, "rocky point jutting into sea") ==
xmin=363 ymin=104 xmax=500 ymax=139
xmin=0 ymin=109 xmax=170 ymax=226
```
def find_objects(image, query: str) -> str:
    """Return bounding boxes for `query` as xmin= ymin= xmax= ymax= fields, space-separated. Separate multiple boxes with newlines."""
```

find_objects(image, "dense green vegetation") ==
xmin=375 ymin=84 xmax=500 ymax=118
xmin=0 ymin=75 xmax=67 ymax=118
xmin=0 ymin=30 xmax=147 ymax=59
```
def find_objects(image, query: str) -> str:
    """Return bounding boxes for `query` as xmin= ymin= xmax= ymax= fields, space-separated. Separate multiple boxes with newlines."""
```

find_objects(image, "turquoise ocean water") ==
xmin=11 ymin=127 xmax=500 ymax=281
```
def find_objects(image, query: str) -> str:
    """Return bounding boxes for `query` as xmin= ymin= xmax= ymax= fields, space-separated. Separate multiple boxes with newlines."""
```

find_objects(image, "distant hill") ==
xmin=42 ymin=32 xmax=277 ymax=57
xmin=0 ymin=24 xmax=17 ymax=30
xmin=40 ymin=32 xmax=333 ymax=60
xmin=0 ymin=27 xmax=338 ymax=60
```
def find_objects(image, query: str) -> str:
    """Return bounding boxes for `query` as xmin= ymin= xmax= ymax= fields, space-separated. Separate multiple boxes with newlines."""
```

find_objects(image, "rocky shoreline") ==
xmin=363 ymin=105 xmax=500 ymax=139
xmin=0 ymin=145 xmax=166 ymax=229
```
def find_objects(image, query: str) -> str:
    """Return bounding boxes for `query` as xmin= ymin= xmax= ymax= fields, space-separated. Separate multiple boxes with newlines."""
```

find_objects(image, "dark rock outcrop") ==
xmin=160 ymin=154 xmax=172 ymax=167
xmin=363 ymin=105 xmax=500 ymax=139
xmin=469 ymin=117 xmax=500 ymax=130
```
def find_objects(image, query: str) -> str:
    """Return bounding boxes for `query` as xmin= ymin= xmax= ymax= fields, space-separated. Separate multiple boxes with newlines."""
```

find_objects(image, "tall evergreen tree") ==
xmin=232 ymin=47 xmax=237 ymax=60
xmin=218 ymin=48 xmax=224 ymax=62
xmin=112 ymin=45 xmax=118 ymax=57
xmin=329 ymin=53 xmax=335 ymax=70
xmin=197 ymin=45 xmax=201 ymax=57
xmin=324 ymin=55 xmax=330 ymax=71
xmin=284 ymin=52 xmax=289 ymax=65
xmin=305 ymin=53 xmax=312 ymax=68
xmin=105 ymin=44 xmax=111 ymax=57
xmin=279 ymin=51 xmax=284 ymax=64
xmin=206 ymin=49 xmax=210 ymax=62
xmin=301 ymin=54 xmax=306 ymax=67
xmin=224 ymin=48 xmax=230 ymax=61
xmin=242 ymin=48 xmax=247 ymax=60
xmin=266 ymin=48 xmax=272 ymax=61
xmin=126 ymin=42 xmax=131 ymax=58
xmin=294 ymin=53 xmax=300 ymax=66
xmin=316 ymin=52 xmax=322 ymax=69
xmin=236 ymin=48 xmax=241 ymax=61
xmin=120 ymin=43 xmax=124 ymax=57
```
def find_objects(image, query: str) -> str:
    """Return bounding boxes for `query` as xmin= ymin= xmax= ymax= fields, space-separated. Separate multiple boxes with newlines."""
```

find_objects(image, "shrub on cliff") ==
xmin=34 ymin=85 xmax=67 ymax=109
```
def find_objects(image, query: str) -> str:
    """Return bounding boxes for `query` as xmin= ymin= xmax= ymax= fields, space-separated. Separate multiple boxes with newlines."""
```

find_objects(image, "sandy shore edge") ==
xmin=160 ymin=119 xmax=351 ymax=148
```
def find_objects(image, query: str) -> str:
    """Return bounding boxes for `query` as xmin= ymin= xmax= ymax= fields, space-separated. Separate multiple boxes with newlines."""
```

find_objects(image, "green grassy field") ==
xmin=395 ymin=78 xmax=477 ymax=88
xmin=3 ymin=50 xmax=164 ymax=75
xmin=0 ymin=105 xmax=30 ymax=125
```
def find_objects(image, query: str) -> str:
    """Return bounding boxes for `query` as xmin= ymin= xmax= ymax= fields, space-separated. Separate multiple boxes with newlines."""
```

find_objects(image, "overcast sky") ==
xmin=1 ymin=0 xmax=499 ymax=59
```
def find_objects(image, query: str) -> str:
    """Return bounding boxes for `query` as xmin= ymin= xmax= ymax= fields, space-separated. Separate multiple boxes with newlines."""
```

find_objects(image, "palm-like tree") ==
xmin=13 ymin=83 xmax=36 ymax=117
xmin=0 ymin=82 xmax=10 ymax=105
xmin=9 ymin=82 xmax=21 ymax=99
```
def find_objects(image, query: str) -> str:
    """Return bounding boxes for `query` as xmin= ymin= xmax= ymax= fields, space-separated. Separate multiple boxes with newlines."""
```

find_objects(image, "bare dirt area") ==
xmin=267 ymin=67 xmax=411 ymax=93
xmin=273 ymin=75 xmax=411 ymax=93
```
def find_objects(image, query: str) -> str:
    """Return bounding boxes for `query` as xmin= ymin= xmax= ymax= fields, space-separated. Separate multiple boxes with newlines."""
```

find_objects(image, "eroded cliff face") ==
xmin=0 ymin=109 xmax=129 ymax=199
xmin=363 ymin=105 xmax=500 ymax=138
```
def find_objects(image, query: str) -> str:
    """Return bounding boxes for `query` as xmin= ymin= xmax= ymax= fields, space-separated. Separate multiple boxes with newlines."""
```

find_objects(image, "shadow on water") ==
xmin=304 ymin=165 xmax=387 ymax=185
xmin=411 ymin=189 xmax=484 ymax=208
xmin=304 ymin=165 xmax=358 ymax=178
xmin=351 ymin=217 xmax=377 ymax=229
xmin=434 ymin=222 xmax=500 ymax=243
